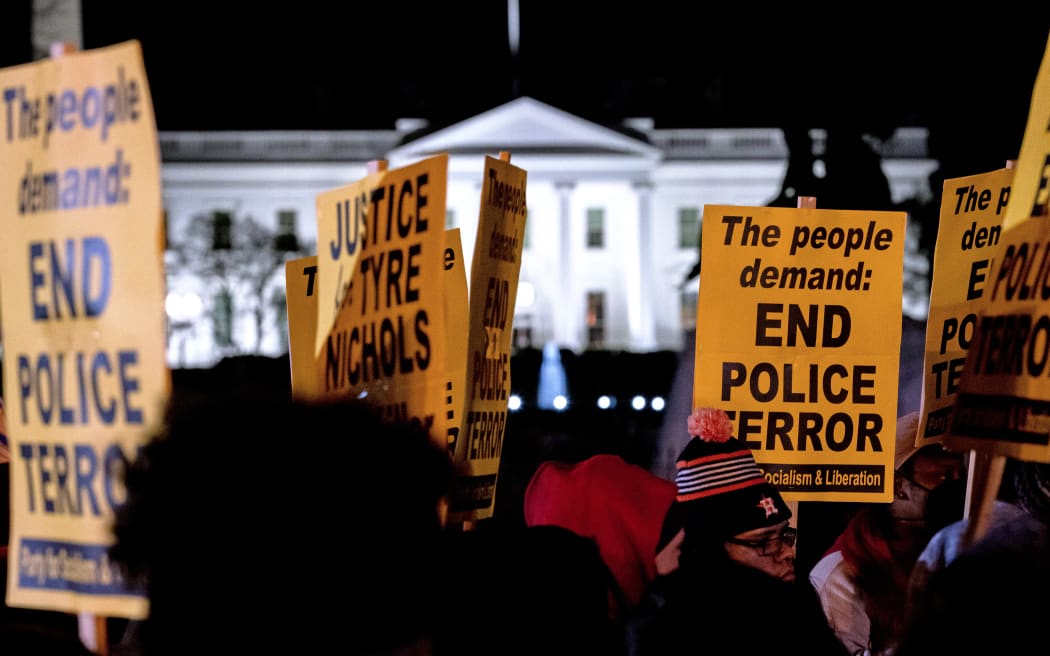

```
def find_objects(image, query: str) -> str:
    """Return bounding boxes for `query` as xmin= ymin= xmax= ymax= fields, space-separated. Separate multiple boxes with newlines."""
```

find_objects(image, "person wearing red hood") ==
xmin=808 ymin=411 xmax=966 ymax=656
xmin=523 ymin=451 xmax=677 ymax=619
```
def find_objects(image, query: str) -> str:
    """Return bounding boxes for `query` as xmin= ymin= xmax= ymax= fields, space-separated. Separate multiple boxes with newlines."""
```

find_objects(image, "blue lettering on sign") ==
xmin=29 ymin=236 xmax=111 ymax=320
xmin=17 ymin=537 xmax=143 ymax=596
xmin=17 ymin=440 xmax=135 ymax=517
xmin=16 ymin=349 xmax=143 ymax=426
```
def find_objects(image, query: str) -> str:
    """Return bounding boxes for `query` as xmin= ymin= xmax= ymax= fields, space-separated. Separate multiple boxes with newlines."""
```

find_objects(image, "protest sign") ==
xmin=694 ymin=204 xmax=906 ymax=502
xmin=448 ymin=154 xmax=527 ymax=521
xmin=0 ymin=40 xmax=166 ymax=617
xmin=943 ymin=212 xmax=1050 ymax=463
xmin=313 ymin=154 xmax=450 ymax=442
xmin=944 ymin=33 xmax=1050 ymax=465
xmin=284 ymin=254 xmax=320 ymax=400
xmin=442 ymin=228 xmax=469 ymax=456
xmin=1001 ymin=33 xmax=1050 ymax=230
xmin=916 ymin=167 xmax=1011 ymax=445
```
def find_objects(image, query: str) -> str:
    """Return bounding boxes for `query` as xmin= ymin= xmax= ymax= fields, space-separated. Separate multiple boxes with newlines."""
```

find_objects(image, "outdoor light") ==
xmin=508 ymin=394 xmax=522 ymax=411
xmin=650 ymin=396 xmax=666 ymax=411
xmin=516 ymin=281 xmax=535 ymax=309
xmin=597 ymin=395 xmax=615 ymax=410
xmin=552 ymin=395 xmax=568 ymax=411
xmin=165 ymin=292 xmax=202 ymax=325
xmin=631 ymin=395 xmax=646 ymax=410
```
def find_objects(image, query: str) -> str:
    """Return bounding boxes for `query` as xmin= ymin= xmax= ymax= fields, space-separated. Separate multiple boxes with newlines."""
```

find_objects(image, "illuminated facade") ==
xmin=160 ymin=97 xmax=935 ymax=368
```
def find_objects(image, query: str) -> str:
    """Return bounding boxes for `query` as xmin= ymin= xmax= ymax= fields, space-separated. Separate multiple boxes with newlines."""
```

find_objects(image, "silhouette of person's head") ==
xmin=110 ymin=387 xmax=453 ymax=656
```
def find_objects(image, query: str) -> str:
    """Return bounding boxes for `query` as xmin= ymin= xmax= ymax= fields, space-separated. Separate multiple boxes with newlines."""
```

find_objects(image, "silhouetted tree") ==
xmin=166 ymin=211 xmax=314 ymax=356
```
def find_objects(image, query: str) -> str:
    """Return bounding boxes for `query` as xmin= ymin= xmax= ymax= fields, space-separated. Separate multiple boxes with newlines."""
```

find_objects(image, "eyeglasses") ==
xmin=725 ymin=526 xmax=797 ymax=556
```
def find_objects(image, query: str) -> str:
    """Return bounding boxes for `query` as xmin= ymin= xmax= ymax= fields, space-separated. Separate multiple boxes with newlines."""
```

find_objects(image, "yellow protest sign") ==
xmin=449 ymin=155 xmax=527 ymax=521
xmin=0 ymin=40 xmax=167 ymax=618
xmin=917 ymin=168 xmax=1011 ymax=445
xmin=313 ymin=167 xmax=381 ymax=359
xmin=284 ymin=255 xmax=320 ymax=400
xmin=1002 ymin=32 xmax=1050 ymax=230
xmin=944 ymin=33 xmax=1050 ymax=463
xmin=313 ymin=154 xmax=449 ymax=443
xmin=694 ymin=205 xmax=906 ymax=503
xmin=943 ymin=212 xmax=1050 ymax=463
xmin=443 ymin=228 xmax=469 ymax=456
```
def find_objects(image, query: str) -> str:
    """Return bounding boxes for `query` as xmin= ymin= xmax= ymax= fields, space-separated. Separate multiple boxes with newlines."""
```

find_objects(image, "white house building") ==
xmin=160 ymin=96 xmax=935 ymax=368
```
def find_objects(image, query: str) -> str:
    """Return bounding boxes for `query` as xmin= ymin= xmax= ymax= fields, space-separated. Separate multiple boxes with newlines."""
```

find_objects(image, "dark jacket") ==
xmin=628 ymin=556 xmax=849 ymax=656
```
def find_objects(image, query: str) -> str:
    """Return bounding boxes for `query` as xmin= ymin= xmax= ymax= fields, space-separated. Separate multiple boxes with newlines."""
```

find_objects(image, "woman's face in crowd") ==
xmin=723 ymin=520 xmax=796 ymax=581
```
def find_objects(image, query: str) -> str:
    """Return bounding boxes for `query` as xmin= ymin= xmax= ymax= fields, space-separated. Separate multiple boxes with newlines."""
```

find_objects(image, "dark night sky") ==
xmin=3 ymin=3 xmax=1048 ymax=177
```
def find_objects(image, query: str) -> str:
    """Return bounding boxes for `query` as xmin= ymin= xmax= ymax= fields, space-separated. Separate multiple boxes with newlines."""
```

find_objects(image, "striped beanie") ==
xmin=674 ymin=407 xmax=792 ymax=540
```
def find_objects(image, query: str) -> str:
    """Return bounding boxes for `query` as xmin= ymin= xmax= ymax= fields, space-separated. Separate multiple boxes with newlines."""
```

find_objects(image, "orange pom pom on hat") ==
xmin=673 ymin=407 xmax=792 ymax=540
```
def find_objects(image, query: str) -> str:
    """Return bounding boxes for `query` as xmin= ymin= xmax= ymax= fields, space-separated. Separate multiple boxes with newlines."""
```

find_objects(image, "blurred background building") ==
xmin=3 ymin=1 xmax=1044 ymax=485
xmin=159 ymin=99 xmax=935 ymax=368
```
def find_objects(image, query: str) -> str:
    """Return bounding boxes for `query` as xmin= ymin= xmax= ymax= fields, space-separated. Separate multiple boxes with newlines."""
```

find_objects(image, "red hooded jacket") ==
xmin=524 ymin=454 xmax=676 ymax=617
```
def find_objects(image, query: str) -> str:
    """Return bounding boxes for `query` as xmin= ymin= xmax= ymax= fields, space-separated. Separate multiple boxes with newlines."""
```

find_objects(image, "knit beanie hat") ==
xmin=674 ymin=407 xmax=792 ymax=540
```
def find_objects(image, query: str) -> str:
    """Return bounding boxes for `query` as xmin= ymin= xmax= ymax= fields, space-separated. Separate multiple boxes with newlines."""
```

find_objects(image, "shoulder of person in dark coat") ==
xmin=896 ymin=513 xmax=1050 ymax=656
xmin=627 ymin=560 xmax=848 ymax=656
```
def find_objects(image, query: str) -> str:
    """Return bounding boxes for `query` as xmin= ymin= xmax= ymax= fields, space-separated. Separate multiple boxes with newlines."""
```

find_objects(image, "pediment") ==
xmin=387 ymin=97 xmax=660 ymax=160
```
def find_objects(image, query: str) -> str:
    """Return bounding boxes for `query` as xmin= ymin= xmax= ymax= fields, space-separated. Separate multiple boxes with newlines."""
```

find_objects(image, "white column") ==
xmin=554 ymin=180 xmax=576 ymax=348
xmin=632 ymin=180 xmax=656 ymax=350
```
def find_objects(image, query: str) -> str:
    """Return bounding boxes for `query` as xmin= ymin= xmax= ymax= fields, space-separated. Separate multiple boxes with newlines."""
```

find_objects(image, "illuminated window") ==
xmin=678 ymin=207 xmax=700 ymax=249
xmin=586 ymin=208 xmax=604 ymax=248
xmin=586 ymin=290 xmax=605 ymax=347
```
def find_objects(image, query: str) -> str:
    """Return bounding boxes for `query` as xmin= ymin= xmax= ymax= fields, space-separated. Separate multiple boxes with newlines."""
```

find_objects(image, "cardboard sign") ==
xmin=944 ymin=213 xmax=1050 ymax=463
xmin=1001 ymin=34 xmax=1050 ymax=230
xmin=284 ymin=255 xmax=320 ymax=400
xmin=917 ymin=168 xmax=1012 ymax=445
xmin=442 ymin=228 xmax=469 ymax=456
xmin=944 ymin=33 xmax=1050 ymax=464
xmin=313 ymin=154 xmax=450 ymax=443
xmin=694 ymin=205 xmax=906 ymax=502
xmin=0 ymin=41 xmax=167 ymax=618
xmin=448 ymin=155 xmax=527 ymax=521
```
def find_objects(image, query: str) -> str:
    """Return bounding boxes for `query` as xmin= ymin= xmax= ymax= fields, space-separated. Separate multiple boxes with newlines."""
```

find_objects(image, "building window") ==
xmin=586 ymin=290 xmax=605 ymax=348
xmin=445 ymin=208 xmax=457 ymax=229
xmin=275 ymin=209 xmax=299 ymax=251
xmin=678 ymin=207 xmax=701 ymax=249
xmin=586 ymin=208 xmax=604 ymax=248
xmin=212 ymin=210 xmax=232 ymax=250
xmin=273 ymin=288 xmax=289 ymax=350
xmin=513 ymin=316 xmax=533 ymax=350
xmin=213 ymin=289 xmax=234 ymax=346
xmin=680 ymin=289 xmax=698 ymax=331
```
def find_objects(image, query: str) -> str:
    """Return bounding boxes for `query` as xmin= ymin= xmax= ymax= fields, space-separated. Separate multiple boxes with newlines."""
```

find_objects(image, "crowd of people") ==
xmin=3 ymin=364 xmax=1049 ymax=655
xmin=112 ymin=399 xmax=1050 ymax=655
